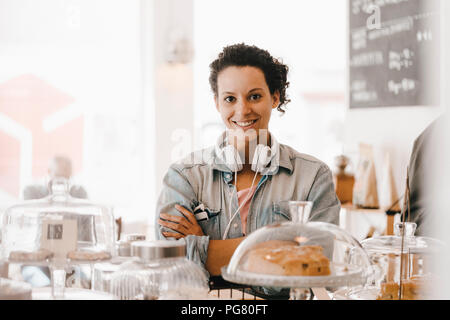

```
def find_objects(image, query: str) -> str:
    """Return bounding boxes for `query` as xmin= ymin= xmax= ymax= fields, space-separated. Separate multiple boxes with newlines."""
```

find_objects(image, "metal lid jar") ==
xmin=92 ymin=234 xmax=147 ymax=293
xmin=110 ymin=240 xmax=209 ymax=300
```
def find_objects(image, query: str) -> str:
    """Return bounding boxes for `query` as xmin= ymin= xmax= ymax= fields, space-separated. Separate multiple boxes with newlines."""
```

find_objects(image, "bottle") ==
xmin=333 ymin=155 xmax=355 ymax=205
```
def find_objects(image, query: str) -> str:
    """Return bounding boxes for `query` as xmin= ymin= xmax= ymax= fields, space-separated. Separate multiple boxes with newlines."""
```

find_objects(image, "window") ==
xmin=0 ymin=0 xmax=155 ymax=223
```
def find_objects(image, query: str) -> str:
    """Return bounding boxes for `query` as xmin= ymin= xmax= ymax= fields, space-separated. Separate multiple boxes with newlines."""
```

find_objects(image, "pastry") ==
xmin=9 ymin=249 xmax=54 ymax=262
xmin=377 ymin=276 xmax=429 ymax=300
xmin=244 ymin=243 xmax=330 ymax=276
xmin=67 ymin=250 xmax=111 ymax=261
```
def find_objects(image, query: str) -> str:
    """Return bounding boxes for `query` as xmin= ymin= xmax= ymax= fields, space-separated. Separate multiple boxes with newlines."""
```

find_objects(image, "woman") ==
xmin=156 ymin=43 xmax=340 ymax=296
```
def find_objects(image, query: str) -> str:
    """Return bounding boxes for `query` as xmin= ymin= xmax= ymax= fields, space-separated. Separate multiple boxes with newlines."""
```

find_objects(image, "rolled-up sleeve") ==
xmin=155 ymin=166 xmax=210 ymax=270
xmin=307 ymin=165 xmax=341 ymax=225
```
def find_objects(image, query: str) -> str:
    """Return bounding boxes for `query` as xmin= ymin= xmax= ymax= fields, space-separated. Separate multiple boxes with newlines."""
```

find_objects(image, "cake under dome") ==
xmin=1 ymin=178 xmax=115 ymax=264
xmin=222 ymin=201 xmax=374 ymax=298
xmin=0 ymin=177 xmax=116 ymax=299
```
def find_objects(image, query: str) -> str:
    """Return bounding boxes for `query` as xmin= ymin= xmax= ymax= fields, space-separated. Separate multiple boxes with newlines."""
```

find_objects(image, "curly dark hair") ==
xmin=209 ymin=43 xmax=291 ymax=113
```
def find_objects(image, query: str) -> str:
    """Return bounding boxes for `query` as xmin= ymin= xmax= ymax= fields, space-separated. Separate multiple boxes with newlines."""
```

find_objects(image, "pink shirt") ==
xmin=236 ymin=185 xmax=257 ymax=236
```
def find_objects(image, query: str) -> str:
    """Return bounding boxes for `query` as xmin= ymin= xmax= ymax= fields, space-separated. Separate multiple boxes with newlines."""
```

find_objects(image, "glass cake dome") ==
xmin=334 ymin=222 xmax=445 ymax=300
xmin=0 ymin=177 xmax=116 ymax=299
xmin=1 ymin=178 xmax=115 ymax=263
xmin=222 ymin=201 xmax=374 ymax=300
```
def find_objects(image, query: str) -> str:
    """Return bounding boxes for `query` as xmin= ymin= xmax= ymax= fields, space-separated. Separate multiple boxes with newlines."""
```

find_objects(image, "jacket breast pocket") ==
xmin=197 ymin=208 xmax=222 ymax=240
xmin=271 ymin=201 xmax=292 ymax=224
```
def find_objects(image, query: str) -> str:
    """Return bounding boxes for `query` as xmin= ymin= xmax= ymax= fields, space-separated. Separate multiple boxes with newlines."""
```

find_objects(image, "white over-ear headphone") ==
xmin=214 ymin=132 xmax=279 ymax=239
xmin=216 ymin=144 xmax=244 ymax=172
xmin=215 ymin=134 xmax=278 ymax=174
xmin=251 ymin=144 xmax=273 ymax=174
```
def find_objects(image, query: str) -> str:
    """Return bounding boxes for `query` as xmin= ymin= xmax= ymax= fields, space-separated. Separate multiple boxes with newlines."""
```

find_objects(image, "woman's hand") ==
xmin=158 ymin=204 xmax=205 ymax=239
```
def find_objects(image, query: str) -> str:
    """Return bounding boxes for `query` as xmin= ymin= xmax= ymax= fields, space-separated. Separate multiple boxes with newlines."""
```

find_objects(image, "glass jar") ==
xmin=222 ymin=201 xmax=373 ymax=300
xmin=116 ymin=234 xmax=146 ymax=257
xmin=110 ymin=240 xmax=209 ymax=300
xmin=0 ymin=177 xmax=115 ymax=299
xmin=92 ymin=234 xmax=146 ymax=293
xmin=333 ymin=222 xmax=445 ymax=300
xmin=362 ymin=223 xmax=442 ymax=284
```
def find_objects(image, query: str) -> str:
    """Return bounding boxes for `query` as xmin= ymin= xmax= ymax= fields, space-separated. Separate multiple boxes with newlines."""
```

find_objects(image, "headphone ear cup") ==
xmin=251 ymin=145 xmax=272 ymax=173
xmin=222 ymin=145 xmax=243 ymax=172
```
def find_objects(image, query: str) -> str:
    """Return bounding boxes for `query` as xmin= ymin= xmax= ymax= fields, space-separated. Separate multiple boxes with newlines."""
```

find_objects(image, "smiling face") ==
xmin=215 ymin=66 xmax=280 ymax=148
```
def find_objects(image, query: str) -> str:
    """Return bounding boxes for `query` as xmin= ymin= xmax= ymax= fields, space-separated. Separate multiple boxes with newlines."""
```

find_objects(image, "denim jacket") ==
xmin=155 ymin=135 xmax=341 ymax=271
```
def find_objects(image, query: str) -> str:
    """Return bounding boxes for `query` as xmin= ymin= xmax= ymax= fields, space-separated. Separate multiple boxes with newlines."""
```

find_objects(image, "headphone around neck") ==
xmin=215 ymin=132 xmax=279 ymax=239
xmin=215 ymin=133 xmax=279 ymax=174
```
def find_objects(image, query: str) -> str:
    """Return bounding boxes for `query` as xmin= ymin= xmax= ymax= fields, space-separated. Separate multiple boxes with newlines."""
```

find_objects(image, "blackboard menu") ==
xmin=349 ymin=0 xmax=440 ymax=108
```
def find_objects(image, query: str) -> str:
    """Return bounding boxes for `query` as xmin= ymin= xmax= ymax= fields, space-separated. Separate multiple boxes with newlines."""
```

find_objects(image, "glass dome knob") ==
xmin=288 ymin=201 xmax=313 ymax=224
xmin=48 ymin=177 xmax=70 ymax=200
xmin=394 ymin=222 xmax=417 ymax=238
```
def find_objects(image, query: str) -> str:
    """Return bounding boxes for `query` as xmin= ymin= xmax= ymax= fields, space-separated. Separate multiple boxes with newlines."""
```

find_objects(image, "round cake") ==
xmin=243 ymin=242 xmax=331 ymax=276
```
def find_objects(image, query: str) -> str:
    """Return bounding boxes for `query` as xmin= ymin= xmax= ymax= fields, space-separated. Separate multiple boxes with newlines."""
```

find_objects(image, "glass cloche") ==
xmin=334 ymin=222 xmax=445 ymax=300
xmin=109 ymin=240 xmax=210 ymax=300
xmin=0 ymin=177 xmax=116 ymax=298
xmin=222 ymin=201 xmax=374 ymax=300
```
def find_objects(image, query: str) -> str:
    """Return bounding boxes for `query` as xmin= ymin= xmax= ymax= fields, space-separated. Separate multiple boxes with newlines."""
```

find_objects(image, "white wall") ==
xmin=148 ymin=0 xmax=194 ymax=237
xmin=71 ymin=0 xmax=195 ymax=238
xmin=343 ymin=106 xmax=444 ymax=206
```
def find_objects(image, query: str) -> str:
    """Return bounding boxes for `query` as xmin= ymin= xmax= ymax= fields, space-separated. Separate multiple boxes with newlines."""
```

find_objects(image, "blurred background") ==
xmin=0 ymin=0 xmax=448 ymax=242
